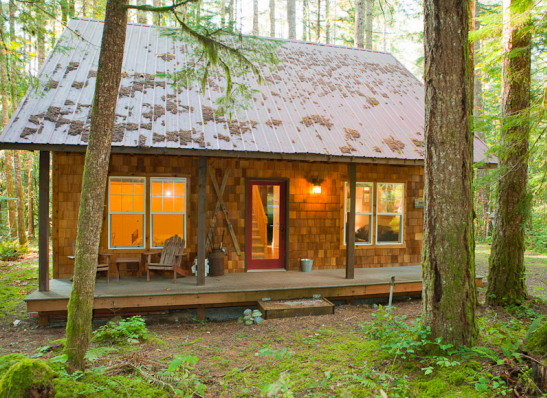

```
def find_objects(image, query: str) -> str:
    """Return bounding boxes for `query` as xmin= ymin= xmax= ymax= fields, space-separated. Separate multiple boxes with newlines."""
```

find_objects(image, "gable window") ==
xmin=376 ymin=183 xmax=405 ymax=244
xmin=345 ymin=182 xmax=405 ymax=245
xmin=108 ymin=177 xmax=146 ymax=249
xmin=150 ymin=177 xmax=187 ymax=248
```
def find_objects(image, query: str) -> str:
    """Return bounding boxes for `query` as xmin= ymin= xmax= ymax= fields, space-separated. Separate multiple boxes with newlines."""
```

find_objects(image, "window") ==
xmin=376 ymin=183 xmax=404 ymax=244
xmin=108 ymin=177 xmax=146 ymax=248
xmin=345 ymin=182 xmax=373 ymax=245
xmin=345 ymin=182 xmax=405 ymax=245
xmin=150 ymin=177 xmax=187 ymax=248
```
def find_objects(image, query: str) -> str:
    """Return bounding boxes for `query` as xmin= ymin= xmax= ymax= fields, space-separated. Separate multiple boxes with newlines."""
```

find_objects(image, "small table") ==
xmin=115 ymin=257 xmax=142 ymax=277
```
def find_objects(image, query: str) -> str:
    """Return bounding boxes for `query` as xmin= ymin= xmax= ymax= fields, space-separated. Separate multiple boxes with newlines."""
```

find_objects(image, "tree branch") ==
xmin=125 ymin=0 xmax=198 ymax=13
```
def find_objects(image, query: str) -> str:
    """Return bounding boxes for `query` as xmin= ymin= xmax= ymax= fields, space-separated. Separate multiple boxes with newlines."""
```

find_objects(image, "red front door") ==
xmin=246 ymin=180 xmax=287 ymax=270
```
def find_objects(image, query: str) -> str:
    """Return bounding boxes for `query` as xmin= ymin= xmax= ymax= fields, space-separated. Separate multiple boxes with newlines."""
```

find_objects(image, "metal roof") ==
xmin=0 ymin=18 xmax=491 ymax=164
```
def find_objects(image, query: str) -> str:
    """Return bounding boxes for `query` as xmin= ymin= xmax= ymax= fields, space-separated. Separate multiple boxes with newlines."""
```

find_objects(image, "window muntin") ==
xmin=150 ymin=177 xmax=187 ymax=248
xmin=345 ymin=182 xmax=374 ymax=245
xmin=108 ymin=177 xmax=146 ymax=249
xmin=376 ymin=183 xmax=404 ymax=244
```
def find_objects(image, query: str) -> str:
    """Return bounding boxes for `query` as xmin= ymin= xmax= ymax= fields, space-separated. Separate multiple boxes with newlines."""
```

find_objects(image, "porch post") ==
xmin=196 ymin=156 xmax=208 ymax=286
xmin=346 ymin=162 xmax=356 ymax=279
xmin=38 ymin=151 xmax=50 ymax=291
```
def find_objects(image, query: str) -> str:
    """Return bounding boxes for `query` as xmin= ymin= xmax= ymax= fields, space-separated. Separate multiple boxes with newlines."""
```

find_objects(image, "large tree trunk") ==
xmin=14 ymin=152 xmax=28 ymax=246
xmin=354 ymin=0 xmax=365 ymax=48
xmin=423 ymin=0 xmax=477 ymax=346
xmin=487 ymin=0 xmax=532 ymax=307
xmin=65 ymin=0 xmax=128 ymax=371
xmin=269 ymin=0 xmax=275 ymax=37
xmin=287 ymin=0 xmax=296 ymax=39
xmin=364 ymin=0 xmax=373 ymax=49
xmin=252 ymin=0 xmax=259 ymax=35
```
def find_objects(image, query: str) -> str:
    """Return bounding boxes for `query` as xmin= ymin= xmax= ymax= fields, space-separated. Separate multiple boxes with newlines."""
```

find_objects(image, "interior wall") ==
xmin=52 ymin=152 xmax=424 ymax=278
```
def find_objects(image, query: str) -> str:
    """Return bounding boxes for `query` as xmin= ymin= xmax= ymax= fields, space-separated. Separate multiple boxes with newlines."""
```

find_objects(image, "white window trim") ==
xmin=344 ymin=182 xmax=374 ymax=246
xmin=108 ymin=176 xmax=146 ymax=249
xmin=150 ymin=177 xmax=188 ymax=249
xmin=375 ymin=183 xmax=405 ymax=245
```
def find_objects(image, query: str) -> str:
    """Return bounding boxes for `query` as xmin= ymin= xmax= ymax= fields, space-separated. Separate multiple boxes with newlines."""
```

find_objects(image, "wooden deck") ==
xmin=26 ymin=265 xmax=485 ymax=324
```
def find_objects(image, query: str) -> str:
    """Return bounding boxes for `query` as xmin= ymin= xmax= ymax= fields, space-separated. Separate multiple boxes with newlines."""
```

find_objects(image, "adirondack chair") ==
xmin=145 ymin=235 xmax=187 ymax=282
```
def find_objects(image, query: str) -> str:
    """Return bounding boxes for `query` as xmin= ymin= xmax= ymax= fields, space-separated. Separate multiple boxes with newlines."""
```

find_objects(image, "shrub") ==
xmin=0 ymin=239 xmax=28 ymax=261
xmin=524 ymin=316 xmax=547 ymax=355
xmin=0 ymin=358 xmax=56 ymax=397
xmin=93 ymin=316 xmax=149 ymax=345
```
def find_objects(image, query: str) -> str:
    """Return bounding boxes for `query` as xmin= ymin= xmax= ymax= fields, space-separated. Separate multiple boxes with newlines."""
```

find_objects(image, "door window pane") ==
xmin=251 ymin=184 xmax=281 ymax=260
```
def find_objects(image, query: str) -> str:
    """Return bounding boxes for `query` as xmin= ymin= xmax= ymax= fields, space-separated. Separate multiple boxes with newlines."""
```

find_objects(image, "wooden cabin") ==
xmin=0 ymin=19 xmax=491 ymax=324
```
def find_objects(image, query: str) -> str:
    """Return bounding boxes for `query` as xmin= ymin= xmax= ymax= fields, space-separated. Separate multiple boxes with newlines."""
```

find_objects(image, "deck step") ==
xmin=258 ymin=297 xmax=335 ymax=319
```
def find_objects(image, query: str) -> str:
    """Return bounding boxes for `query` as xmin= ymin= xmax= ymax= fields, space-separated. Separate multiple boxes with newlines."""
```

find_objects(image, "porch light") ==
xmin=307 ymin=176 xmax=324 ymax=195
xmin=312 ymin=184 xmax=322 ymax=194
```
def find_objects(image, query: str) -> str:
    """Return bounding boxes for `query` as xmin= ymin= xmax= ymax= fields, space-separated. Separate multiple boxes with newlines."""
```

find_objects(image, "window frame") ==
xmin=149 ymin=177 xmax=188 ymax=249
xmin=375 ymin=182 xmax=405 ymax=245
xmin=107 ymin=176 xmax=147 ymax=250
xmin=344 ymin=182 xmax=374 ymax=246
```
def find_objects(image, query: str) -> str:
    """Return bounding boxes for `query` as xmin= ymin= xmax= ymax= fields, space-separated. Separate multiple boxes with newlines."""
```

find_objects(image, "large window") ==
xmin=150 ymin=177 xmax=187 ymax=248
xmin=108 ymin=177 xmax=146 ymax=249
xmin=345 ymin=182 xmax=405 ymax=245
xmin=376 ymin=183 xmax=404 ymax=244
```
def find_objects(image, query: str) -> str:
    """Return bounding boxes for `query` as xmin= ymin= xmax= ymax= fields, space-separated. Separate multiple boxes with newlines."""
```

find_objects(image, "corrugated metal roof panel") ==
xmin=0 ymin=18 xmax=492 ymax=163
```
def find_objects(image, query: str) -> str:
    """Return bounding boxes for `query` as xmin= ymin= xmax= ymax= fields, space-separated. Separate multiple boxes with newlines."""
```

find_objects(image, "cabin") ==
xmin=0 ymin=19 xmax=490 ymax=324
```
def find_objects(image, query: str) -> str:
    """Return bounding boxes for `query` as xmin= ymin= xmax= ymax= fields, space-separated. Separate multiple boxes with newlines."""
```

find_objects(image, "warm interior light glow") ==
xmin=312 ymin=185 xmax=322 ymax=194
xmin=165 ymin=190 xmax=172 ymax=196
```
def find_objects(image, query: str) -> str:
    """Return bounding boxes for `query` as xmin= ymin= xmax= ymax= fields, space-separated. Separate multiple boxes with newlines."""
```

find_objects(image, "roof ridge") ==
xmin=70 ymin=17 xmax=393 ymax=56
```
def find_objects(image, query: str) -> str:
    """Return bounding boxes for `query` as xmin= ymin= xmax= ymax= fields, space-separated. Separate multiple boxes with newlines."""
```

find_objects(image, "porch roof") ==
xmin=0 ymin=18 xmax=493 ymax=165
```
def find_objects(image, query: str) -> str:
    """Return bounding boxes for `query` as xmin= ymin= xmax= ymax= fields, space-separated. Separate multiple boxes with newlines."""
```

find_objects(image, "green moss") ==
xmin=0 ymin=354 xmax=28 ymax=376
xmin=0 ymin=359 xmax=56 ymax=397
xmin=524 ymin=316 xmax=547 ymax=355
xmin=410 ymin=365 xmax=489 ymax=398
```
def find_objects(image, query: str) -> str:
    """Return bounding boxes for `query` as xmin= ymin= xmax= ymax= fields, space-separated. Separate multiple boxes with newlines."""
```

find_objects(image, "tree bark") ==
xmin=65 ymin=0 xmax=128 ymax=371
xmin=354 ymin=0 xmax=365 ymax=48
xmin=487 ymin=0 xmax=532 ymax=307
xmin=364 ymin=0 xmax=373 ymax=49
xmin=325 ymin=0 xmax=331 ymax=43
xmin=269 ymin=0 xmax=275 ymax=37
xmin=14 ymin=152 xmax=28 ymax=246
xmin=287 ymin=0 xmax=296 ymax=39
xmin=252 ymin=0 xmax=259 ymax=35
xmin=316 ymin=0 xmax=321 ymax=41
xmin=423 ymin=0 xmax=477 ymax=346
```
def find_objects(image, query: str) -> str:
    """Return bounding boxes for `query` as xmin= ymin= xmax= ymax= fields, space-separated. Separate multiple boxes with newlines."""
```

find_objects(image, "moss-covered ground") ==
xmin=0 ymin=247 xmax=544 ymax=397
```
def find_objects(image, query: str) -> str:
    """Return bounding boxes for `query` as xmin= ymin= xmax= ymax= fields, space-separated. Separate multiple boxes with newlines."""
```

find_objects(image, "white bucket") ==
xmin=300 ymin=258 xmax=314 ymax=272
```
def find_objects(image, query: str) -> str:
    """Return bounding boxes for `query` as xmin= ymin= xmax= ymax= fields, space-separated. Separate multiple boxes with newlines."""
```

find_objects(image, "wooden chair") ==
xmin=145 ymin=235 xmax=187 ymax=282
xmin=69 ymin=242 xmax=115 ymax=282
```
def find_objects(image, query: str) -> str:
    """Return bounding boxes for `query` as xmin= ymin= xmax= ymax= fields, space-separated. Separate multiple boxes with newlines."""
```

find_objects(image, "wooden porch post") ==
xmin=38 ymin=151 xmax=50 ymax=292
xmin=346 ymin=162 xmax=356 ymax=279
xmin=196 ymin=157 xmax=208 ymax=286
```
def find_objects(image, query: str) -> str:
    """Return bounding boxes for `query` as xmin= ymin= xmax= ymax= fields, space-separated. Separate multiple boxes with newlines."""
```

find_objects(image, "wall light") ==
xmin=311 ymin=184 xmax=322 ymax=194
xmin=307 ymin=176 xmax=324 ymax=194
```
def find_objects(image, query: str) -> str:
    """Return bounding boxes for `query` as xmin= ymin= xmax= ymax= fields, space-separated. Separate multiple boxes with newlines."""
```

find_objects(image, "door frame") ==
xmin=245 ymin=178 xmax=289 ymax=271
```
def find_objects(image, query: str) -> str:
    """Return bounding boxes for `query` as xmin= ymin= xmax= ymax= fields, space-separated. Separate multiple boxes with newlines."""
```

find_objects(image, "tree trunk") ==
xmin=287 ymin=0 xmax=296 ymax=39
xmin=325 ymin=0 xmax=331 ymax=43
xmin=27 ymin=155 xmax=35 ymax=239
xmin=302 ymin=0 xmax=309 ymax=40
xmin=354 ymin=0 xmax=365 ymax=48
xmin=423 ymin=0 xmax=477 ymax=346
xmin=315 ymin=0 xmax=321 ymax=41
xmin=14 ymin=152 xmax=28 ymax=246
xmin=269 ymin=0 xmax=275 ymax=37
xmin=65 ymin=0 xmax=128 ymax=371
xmin=152 ymin=0 xmax=162 ymax=25
xmin=487 ymin=0 xmax=532 ymax=307
xmin=252 ymin=0 xmax=259 ymax=35
xmin=364 ymin=0 xmax=373 ymax=49
xmin=3 ymin=151 xmax=18 ymax=237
